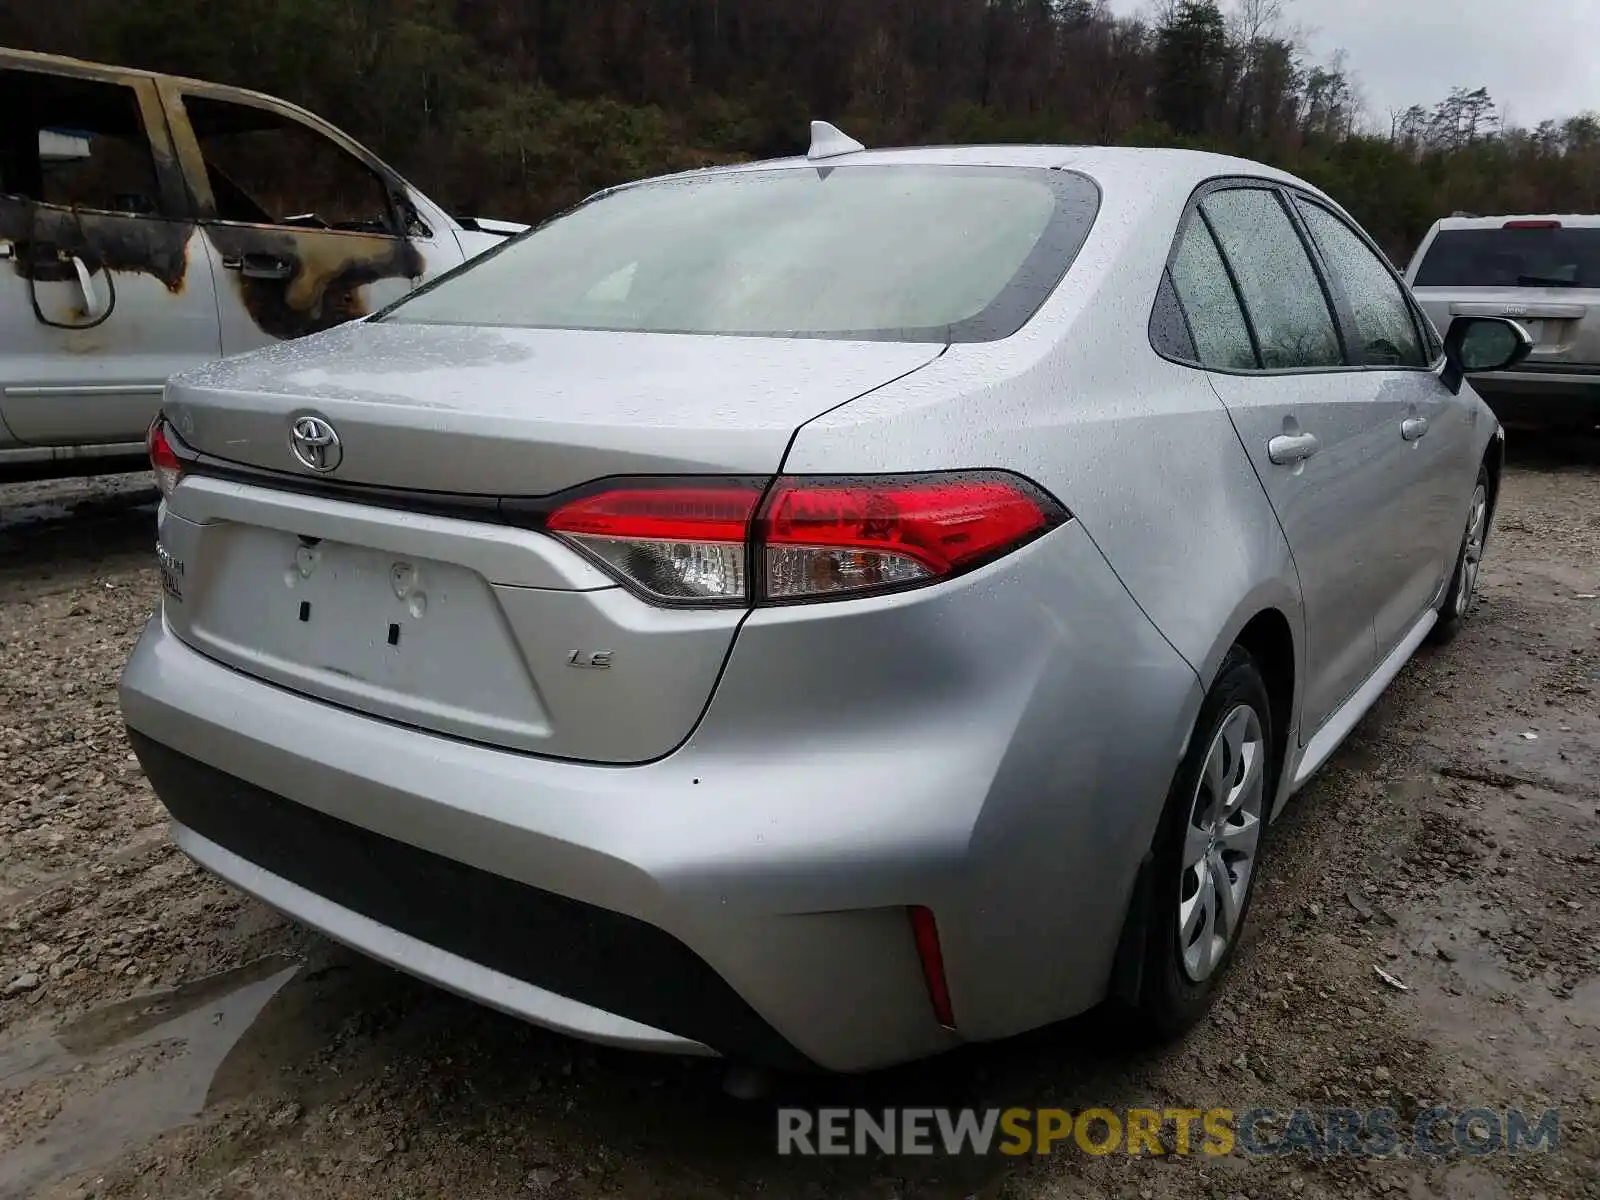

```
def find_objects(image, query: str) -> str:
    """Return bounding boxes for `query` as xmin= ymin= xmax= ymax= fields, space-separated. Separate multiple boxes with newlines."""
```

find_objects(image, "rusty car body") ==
xmin=0 ymin=48 xmax=526 ymax=480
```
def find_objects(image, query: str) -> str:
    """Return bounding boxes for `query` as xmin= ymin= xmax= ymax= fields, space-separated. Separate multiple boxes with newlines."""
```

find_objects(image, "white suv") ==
xmin=0 ymin=49 xmax=525 ymax=481
xmin=1406 ymin=214 xmax=1600 ymax=433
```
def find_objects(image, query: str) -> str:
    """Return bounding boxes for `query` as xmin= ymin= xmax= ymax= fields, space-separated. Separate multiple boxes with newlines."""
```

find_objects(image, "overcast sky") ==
xmin=1107 ymin=0 xmax=1600 ymax=128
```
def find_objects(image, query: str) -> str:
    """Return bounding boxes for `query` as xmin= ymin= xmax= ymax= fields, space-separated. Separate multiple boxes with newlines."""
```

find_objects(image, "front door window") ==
xmin=183 ymin=95 xmax=395 ymax=235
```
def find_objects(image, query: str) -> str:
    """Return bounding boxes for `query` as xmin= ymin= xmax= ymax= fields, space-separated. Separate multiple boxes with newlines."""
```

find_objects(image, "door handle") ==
xmin=1401 ymin=416 xmax=1429 ymax=441
xmin=1267 ymin=432 xmax=1320 ymax=465
xmin=68 ymin=255 xmax=109 ymax=321
xmin=221 ymin=253 xmax=294 ymax=281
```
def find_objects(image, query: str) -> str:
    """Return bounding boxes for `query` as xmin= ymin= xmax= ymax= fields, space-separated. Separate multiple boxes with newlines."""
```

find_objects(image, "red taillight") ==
xmin=539 ymin=472 xmax=1066 ymax=606
xmin=909 ymin=905 xmax=956 ymax=1030
xmin=147 ymin=416 xmax=185 ymax=498
xmin=761 ymin=475 xmax=1057 ymax=601
xmin=1503 ymin=219 xmax=1561 ymax=230
xmin=545 ymin=481 xmax=763 ymax=604
xmin=544 ymin=485 xmax=760 ymax=543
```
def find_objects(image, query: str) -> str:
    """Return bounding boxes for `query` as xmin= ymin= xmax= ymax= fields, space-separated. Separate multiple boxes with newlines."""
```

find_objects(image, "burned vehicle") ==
xmin=0 ymin=49 xmax=525 ymax=480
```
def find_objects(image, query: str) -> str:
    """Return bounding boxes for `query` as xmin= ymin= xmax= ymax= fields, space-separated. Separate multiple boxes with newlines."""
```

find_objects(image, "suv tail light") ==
xmin=147 ymin=414 xmax=192 ymax=498
xmin=538 ymin=472 xmax=1068 ymax=606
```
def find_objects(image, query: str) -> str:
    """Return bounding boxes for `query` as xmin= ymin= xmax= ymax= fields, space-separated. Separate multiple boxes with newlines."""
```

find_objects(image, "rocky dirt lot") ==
xmin=1 ymin=444 xmax=1597 ymax=1200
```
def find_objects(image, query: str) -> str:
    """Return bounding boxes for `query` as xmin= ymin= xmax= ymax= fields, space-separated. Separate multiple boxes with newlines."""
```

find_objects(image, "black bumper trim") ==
xmin=126 ymin=730 xmax=813 ymax=1071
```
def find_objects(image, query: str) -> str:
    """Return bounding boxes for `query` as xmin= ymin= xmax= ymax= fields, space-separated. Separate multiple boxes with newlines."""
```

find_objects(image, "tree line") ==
xmin=4 ymin=0 xmax=1598 ymax=262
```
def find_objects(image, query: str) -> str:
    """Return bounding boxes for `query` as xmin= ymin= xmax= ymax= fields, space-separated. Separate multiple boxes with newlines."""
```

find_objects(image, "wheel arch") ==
xmin=1109 ymin=598 xmax=1300 ymax=1006
xmin=1231 ymin=608 xmax=1297 ymax=809
xmin=1484 ymin=425 xmax=1506 ymax=533
xmin=1194 ymin=584 xmax=1305 ymax=783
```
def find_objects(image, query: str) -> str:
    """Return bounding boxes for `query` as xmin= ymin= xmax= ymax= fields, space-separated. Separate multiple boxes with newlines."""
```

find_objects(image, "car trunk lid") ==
xmin=162 ymin=320 xmax=944 ymax=494
xmin=156 ymin=321 xmax=943 ymax=762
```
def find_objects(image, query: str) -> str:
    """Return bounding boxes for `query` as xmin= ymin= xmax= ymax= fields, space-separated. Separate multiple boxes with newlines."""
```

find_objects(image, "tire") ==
xmin=1130 ymin=646 xmax=1277 ymax=1040
xmin=1429 ymin=465 xmax=1490 ymax=647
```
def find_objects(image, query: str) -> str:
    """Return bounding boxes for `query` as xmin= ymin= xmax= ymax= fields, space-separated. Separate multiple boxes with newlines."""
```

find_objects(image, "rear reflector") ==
xmin=908 ymin=905 xmax=956 ymax=1030
xmin=539 ymin=472 xmax=1067 ymax=606
xmin=1503 ymin=219 xmax=1562 ymax=230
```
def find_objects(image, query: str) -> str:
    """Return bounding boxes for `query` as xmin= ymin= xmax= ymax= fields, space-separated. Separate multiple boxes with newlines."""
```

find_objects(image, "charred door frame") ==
xmin=0 ymin=57 xmax=198 ymax=300
xmin=0 ymin=55 xmax=216 ymax=448
xmin=0 ymin=53 xmax=193 ymax=217
xmin=156 ymin=77 xmax=416 ymax=228
xmin=158 ymin=79 xmax=426 ymax=342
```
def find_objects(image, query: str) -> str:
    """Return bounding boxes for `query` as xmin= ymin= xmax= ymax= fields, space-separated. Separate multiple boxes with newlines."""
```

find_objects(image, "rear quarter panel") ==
xmin=783 ymin=164 xmax=1304 ymax=710
xmin=778 ymin=163 xmax=1304 ymax=1025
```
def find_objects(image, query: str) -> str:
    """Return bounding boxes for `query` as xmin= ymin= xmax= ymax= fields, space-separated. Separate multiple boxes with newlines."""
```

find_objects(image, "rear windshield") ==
xmin=1412 ymin=226 xmax=1600 ymax=288
xmin=380 ymin=165 xmax=1101 ymax=342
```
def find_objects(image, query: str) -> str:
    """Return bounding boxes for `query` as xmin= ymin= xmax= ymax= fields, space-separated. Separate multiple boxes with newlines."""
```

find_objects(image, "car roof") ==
xmin=1425 ymin=214 xmax=1600 ymax=231
xmin=3 ymin=45 xmax=217 ymax=89
xmin=0 ymin=46 xmax=329 ymax=121
xmin=626 ymin=143 xmax=1325 ymax=203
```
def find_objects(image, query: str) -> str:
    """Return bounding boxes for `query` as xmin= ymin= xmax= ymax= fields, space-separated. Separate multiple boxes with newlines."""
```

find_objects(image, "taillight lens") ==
xmin=762 ymin=476 xmax=1059 ymax=601
xmin=539 ymin=472 xmax=1066 ymax=606
xmin=147 ymin=415 xmax=185 ymax=498
xmin=545 ymin=482 xmax=762 ymax=603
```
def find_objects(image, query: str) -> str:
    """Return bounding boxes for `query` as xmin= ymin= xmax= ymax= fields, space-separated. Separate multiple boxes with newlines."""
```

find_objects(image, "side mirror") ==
xmin=1441 ymin=316 xmax=1533 ymax=394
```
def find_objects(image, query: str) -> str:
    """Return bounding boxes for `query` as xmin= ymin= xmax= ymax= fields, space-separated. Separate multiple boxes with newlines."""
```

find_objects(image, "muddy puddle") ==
xmin=0 ymin=957 xmax=299 ymax=1199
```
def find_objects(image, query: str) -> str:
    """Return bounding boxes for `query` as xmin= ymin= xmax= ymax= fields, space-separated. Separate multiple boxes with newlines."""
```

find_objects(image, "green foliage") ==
xmin=3 ymin=0 xmax=1598 ymax=259
xmin=1155 ymin=0 xmax=1229 ymax=137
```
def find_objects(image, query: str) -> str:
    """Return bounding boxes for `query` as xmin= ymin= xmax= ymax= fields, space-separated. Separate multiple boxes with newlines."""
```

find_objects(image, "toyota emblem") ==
xmin=289 ymin=415 xmax=343 ymax=473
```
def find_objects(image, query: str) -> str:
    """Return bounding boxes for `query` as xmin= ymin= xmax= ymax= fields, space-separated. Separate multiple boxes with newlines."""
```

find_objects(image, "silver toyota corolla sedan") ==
xmin=119 ymin=127 xmax=1531 ymax=1073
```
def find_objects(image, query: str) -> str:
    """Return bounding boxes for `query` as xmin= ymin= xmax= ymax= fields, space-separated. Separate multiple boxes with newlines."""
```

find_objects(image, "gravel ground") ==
xmin=1 ymin=443 xmax=1597 ymax=1200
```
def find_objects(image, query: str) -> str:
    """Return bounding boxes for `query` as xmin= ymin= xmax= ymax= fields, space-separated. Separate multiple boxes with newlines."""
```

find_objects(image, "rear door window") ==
xmin=0 ymin=69 xmax=165 ymax=216
xmin=1167 ymin=215 xmax=1258 ymax=370
xmin=1412 ymin=225 xmax=1600 ymax=288
xmin=1199 ymin=188 xmax=1344 ymax=370
xmin=1294 ymin=199 xmax=1427 ymax=368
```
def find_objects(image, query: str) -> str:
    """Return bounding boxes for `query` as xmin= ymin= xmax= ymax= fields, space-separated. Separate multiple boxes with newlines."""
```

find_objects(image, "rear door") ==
xmin=1168 ymin=184 xmax=1382 ymax=737
xmin=1290 ymin=195 xmax=1472 ymax=656
xmin=159 ymin=82 xmax=462 ymax=356
xmin=0 ymin=62 xmax=222 ymax=446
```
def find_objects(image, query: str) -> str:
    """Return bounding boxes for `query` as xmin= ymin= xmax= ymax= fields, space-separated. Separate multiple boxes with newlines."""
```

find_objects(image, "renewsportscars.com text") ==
xmin=776 ymin=1106 xmax=1561 ymax=1159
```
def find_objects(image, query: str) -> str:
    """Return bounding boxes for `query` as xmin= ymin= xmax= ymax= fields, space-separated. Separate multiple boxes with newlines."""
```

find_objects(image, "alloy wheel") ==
xmin=1456 ymin=482 xmax=1488 ymax=617
xmin=1177 ymin=704 xmax=1266 ymax=983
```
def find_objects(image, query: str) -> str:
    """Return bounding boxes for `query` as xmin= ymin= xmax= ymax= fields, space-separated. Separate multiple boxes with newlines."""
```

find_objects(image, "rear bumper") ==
xmin=120 ymin=519 xmax=1202 ymax=1071
xmin=1469 ymin=369 xmax=1600 ymax=427
xmin=131 ymin=732 xmax=746 ymax=1062
xmin=171 ymin=818 xmax=720 ymax=1058
xmin=124 ymin=617 xmax=922 ymax=1070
